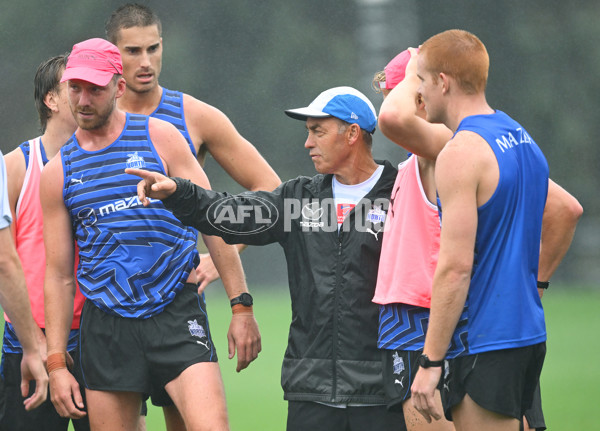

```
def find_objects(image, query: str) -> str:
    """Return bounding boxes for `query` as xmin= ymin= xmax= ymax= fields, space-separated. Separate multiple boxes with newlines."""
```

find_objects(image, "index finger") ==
xmin=125 ymin=167 xmax=153 ymax=180
xmin=125 ymin=168 xmax=152 ymax=205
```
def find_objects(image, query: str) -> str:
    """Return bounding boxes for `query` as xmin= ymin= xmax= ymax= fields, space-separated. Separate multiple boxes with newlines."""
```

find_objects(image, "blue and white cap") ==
xmin=285 ymin=86 xmax=377 ymax=133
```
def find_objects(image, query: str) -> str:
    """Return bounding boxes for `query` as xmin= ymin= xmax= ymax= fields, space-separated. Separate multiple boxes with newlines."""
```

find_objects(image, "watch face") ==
xmin=418 ymin=355 xmax=426 ymax=367
xmin=239 ymin=293 xmax=253 ymax=306
xmin=231 ymin=293 xmax=254 ymax=307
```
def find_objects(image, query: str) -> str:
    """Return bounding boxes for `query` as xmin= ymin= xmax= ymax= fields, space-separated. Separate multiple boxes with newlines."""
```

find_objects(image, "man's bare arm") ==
xmin=411 ymin=132 xmax=494 ymax=422
xmin=185 ymin=96 xmax=281 ymax=191
xmin=0 ymin=226 xmax=48 ymax=410
xmin=40 ymin=156 xmax=86 ymax=419
xmin=378 ymin=48 xmax=451 ymax=160
xmin=149 ymin=119 xmax=262 ymax=371
xmin=537 ymin=180 xmax=583 ymax=296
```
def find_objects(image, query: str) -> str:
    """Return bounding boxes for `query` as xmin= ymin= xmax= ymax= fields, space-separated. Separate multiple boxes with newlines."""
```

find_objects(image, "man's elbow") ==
xmin=568 ymin=197 xmax=584 ymax=222
xmin=555 ymin=194 xmax=583 ymax=227
xmin=377 ymin=108 xmax=406 ymax=141
xmin=0 ymin=252 xmax=21 ymax=279
xmin=435 ymin=259 xmax=473 ymax=289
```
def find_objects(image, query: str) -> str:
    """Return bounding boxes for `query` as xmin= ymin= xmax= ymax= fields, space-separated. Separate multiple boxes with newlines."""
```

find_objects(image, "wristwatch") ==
xmin=230 ymin=292 xmax=253 ymax=307
xmin=417 ymin=354 xmax=443 ymax=368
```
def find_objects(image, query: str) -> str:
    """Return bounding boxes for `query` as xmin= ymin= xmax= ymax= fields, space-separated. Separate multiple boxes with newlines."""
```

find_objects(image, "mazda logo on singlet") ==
xmin=77 ymin=207 xmax=97 ymax=227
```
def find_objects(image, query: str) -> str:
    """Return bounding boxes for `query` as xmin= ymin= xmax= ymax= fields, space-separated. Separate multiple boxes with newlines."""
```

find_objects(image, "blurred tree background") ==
xmin=1 ymin=0 xmax=596 ymax=287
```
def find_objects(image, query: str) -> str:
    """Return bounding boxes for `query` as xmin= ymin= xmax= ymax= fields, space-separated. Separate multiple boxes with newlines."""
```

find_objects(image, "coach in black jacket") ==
xmin=127 ymin=87 xmax=406 ymax=431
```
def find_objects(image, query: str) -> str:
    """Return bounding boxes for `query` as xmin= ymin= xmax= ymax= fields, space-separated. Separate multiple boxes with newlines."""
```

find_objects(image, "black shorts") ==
xmin=0 ymin=349 xmax=90 ymax=431
xmin=523 ymin=381 xmax=546 ymax=430
xmin=79 ymin=283 xmax=217 ymax=394
xmin=382 ymin=349 xmax=444 ymax=412
xmin=287 ymin=401 xmax=406 ymax=431
xmin=442 ymin=343 xmax=546 ymax=421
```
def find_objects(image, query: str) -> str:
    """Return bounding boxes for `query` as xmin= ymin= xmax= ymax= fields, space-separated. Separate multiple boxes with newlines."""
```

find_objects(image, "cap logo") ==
xmin=60 ymin=38 xmax=123 ymax=86
xmin=284 ymin=86 xmax=377 ymax=133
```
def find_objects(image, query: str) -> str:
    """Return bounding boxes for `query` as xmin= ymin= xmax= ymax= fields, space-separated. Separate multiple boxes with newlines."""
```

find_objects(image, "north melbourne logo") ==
xmin=392 ymin=351 xmax=405 ymax=375
xmin=188 ymin=319 xmax=210 ymax=350
xmin=126 ymin=152 xmax=146 ymax=169
xmin=366 ymin=205 xmax=386 ymax=224
xmin=188 ymin=319 xmax=206 ymax=338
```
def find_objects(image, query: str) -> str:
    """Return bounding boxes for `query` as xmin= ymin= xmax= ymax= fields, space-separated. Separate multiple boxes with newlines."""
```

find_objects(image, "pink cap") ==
xmin=380 ymin=48 xmax=416 ymax=90
xmin=61 ymin=38 xmax=123 ymax=86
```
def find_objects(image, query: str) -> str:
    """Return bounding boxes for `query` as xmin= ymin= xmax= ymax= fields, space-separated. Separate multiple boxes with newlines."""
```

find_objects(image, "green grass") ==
xmin=3 ymin=285 xmax=597 ymax=430
xmin=538 ymin=287 xmax=600 ymax=429
xmin=147 ymin=286 xmax=600 ymax=430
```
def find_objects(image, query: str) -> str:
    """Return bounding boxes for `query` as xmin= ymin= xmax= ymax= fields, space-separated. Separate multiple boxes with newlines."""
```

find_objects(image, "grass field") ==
xmin=151 ymin=285 xmax=600 ymax=430
xmin=3 ymin=285 xmax=597 ymax=430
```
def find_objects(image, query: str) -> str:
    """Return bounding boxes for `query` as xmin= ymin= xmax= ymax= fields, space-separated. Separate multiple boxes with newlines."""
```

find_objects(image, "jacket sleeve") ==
xmin=162 ymin=177 xmax=289 ymax=246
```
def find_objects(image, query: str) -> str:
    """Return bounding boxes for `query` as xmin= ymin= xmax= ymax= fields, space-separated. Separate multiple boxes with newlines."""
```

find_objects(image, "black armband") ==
xmin=537 ymin=281 xmax=550 ymax=290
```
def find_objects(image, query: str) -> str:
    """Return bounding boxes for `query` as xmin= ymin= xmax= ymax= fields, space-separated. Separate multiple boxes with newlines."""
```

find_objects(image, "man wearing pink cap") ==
xmin=41 ymin=37 xmax=260 ymax=431
xmin=373 ymin=46 xmax=582 ymax=431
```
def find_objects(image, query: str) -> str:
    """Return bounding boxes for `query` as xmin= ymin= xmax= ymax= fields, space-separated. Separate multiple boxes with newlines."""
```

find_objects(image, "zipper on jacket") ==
xmin=331 ymin=236 xmax=343 ymax=402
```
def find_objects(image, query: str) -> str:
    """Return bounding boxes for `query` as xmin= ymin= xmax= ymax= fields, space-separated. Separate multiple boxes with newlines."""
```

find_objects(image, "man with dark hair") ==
xmin=127 ymin=86 xmax=407 ymax=431
xmin=105 ymin=3 xmax=281 ymax=291
xmin=41 ymin=37 xmax=260 ymax=431
xmin=0 ymin=54 xmax=90 ymax=430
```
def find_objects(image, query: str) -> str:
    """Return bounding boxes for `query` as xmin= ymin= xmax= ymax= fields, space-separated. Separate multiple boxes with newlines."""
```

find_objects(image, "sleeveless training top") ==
xmin=13 ymin=138 xmax=86 ymax=328
xmin=374 ymin=155 xmax=467 ymax=357
xmin=373 ymin=155 xmax=439 ymax=307
xmin=61 ymin=114 xmax=200 ymax=319
xmin=454 ymin=110 xmax=548 ymax=355
xmin=151 ymin=88 xmax=195 ymax=156
xmin=3 ymin=139 xmax=82 ymax=353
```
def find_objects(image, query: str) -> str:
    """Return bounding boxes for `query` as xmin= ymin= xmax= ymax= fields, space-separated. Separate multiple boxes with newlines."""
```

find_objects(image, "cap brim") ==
xmin=60 ymin=67 xmax=114 ymax=86
xmin=284 ymin=107 xmax=332 ymax=121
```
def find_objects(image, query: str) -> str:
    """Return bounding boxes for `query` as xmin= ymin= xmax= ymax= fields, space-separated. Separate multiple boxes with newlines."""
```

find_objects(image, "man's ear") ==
xmin=346 ymin=123 xmax=361 ymax=145
xmin=439 ymin=72 xmax=450 ymax=94
xmin=115 ymin=77 xmax=127 ymax=99
xmin=44 ymin=90 xmax=59 ymax=114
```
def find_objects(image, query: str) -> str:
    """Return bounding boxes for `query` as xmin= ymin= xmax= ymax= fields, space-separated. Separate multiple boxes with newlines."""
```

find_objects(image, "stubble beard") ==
xmin=75 ymin=101 xmax=116 ymax=131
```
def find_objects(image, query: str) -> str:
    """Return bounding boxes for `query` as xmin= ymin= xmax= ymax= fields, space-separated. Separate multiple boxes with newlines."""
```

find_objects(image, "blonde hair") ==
xmin=420 ymin=29 xmax=489 ymax=94
xmin=371 ymin=70 xmax=385 ymax=94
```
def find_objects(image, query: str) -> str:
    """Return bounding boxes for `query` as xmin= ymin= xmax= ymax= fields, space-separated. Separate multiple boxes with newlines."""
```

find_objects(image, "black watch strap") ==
xmin=230 ymin=292 xmax=253 ymax=307
xmin=418 ymin=354 xmax=443 ymax=368
xmin=537 ymin=280 xmax=550 ymax=289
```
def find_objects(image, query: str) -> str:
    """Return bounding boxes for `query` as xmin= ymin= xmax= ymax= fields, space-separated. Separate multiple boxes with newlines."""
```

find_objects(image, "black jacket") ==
xmin=163 ymin=161 xmax=397 ymax=404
